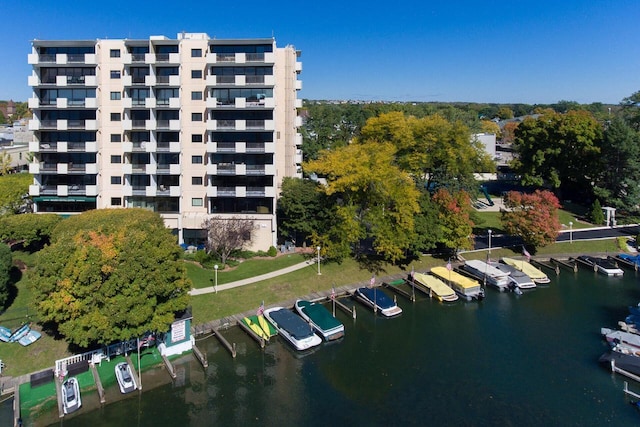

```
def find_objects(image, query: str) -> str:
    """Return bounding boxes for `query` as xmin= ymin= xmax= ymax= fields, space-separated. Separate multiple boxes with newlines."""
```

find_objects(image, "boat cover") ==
xmin=269 ymin=309 xmax=314 ymax=340
xmin=356 ymin=287 xmax=395 ymax=309
xmin=297 ymin=300 xmax=342 ymax=330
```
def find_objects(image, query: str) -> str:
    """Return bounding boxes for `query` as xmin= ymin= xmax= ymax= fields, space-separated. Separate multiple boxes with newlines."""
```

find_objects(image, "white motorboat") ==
xmin=115 ymin=361 xmax=137 ymax=394
xmin=264 ymin=307 xmax=322 ymax=351
xmin=577 ymin=256 xmax=624 ymax=277
xmin=62 ymin=377 xmax=82 ymax=414
xmin=462 ymin=259 xmax=510 ymax=291
xmin=489 ymin=261 xmax=536 ymax=290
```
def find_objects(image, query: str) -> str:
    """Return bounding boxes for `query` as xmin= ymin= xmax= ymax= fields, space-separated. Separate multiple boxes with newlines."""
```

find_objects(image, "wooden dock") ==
xmin=192 ymin=343 xmax=208 ymax=368
xmin=235 ymin=316 xmax=266 ymax=349
xmin=572 ymin=256 xmax=598 ymax=272
xmin=162 ymin=354 xmax=176 ymax=379
xmin=124 ymin=355 xmax=140 ymax=391
xmin=214 ymin=327 xmax=236 ymax=358
xmin=531 ymin=258 xmax=560 ymax=275
xmin=90 ymin=363 xmax=105 ymax=403
xmin=550 ymin=257 xmax=576 ymax=273
xmin=612 ymin=255 xmax=638 ymax=271
xmin=383 ymin=279 xmax=415 ymax=302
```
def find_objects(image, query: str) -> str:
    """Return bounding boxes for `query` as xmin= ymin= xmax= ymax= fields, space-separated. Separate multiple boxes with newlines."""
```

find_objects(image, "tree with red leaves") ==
xmin=501 ymin=190 xmax=561 ymax=248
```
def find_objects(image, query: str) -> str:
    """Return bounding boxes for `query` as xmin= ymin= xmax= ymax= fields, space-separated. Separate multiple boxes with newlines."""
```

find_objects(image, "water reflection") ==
xmin=6 ymin=269 xmax=640 ymax=426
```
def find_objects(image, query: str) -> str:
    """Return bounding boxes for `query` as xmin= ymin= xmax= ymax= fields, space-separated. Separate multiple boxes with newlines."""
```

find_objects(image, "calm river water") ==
xmin=16 ymin=265 xmax=640 ymax=425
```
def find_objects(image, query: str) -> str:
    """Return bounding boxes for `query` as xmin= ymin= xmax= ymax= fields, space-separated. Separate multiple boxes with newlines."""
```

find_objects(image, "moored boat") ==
xmin=462 ymin=259 xmax=510 ymax=291
xmin=501 ymin=257 xmax=550 ymax=284
xmin=489 ymin=261 xmax=536 ymax=290
xmin=241 ymin=315 xmax=277 ymax=341
xmin=62 ymin=377 xmax=82 ymax=414
xmin=430 ymin=266 xmax=485 ymax=301
xmin=599 ymin=349 xmax=640 ymax=377
xmin=616 ymin=253 xmax=640 ymax=268
xmin=577 ymin=255 xmax=624 ymax=277
xmin=18 ymin=329 xmax=42 ymax=346
xmin=601 ymin=327 xmax=640 ymax=351
xmin=115 ymin=362 xmax=137 ymax=394
xmin=264 ymin=307 xmax=322 ymax=351
xmin=354 ymin=287 xmax=403 ymax=317
xmin=410 ymin=272 xmax=458 ymax=302
xmin=295 ymin=300 xmax=345 ymax=341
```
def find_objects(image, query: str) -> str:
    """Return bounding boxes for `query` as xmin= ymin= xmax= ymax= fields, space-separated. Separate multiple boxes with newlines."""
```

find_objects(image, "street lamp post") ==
xmin=317 ymin=246 xmax=321 ymax=275
xmin=569 ymin=221 xmax=573 ymax=244
xmin=488 ymin=229 xmax=492 ymax=255
xmin=214 ymin=264 xmax=218 ymax=293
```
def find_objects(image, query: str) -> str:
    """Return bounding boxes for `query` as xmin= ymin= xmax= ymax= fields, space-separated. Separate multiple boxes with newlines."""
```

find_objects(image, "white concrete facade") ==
xmin=28 ymin=33 xmax=302 ymax=250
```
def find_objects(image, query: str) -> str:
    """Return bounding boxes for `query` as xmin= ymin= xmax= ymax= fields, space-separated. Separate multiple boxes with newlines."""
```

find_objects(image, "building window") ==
xmin=191 ymin=112 xmax=202 ymax=121
xmin=191 ymin=48 xmax=202 ymax=58
xmin=110 ymin=91 xmax=121 ymax=100
xmin=191 ymin=155 xmax=203 ymax=164
xmin=192 ymin=198 xmax=203 ymax=207
xmin=110 ymin=155 xmax=122 ymax=163
xmin=110 ymin=49 xmax=121 ymax=58
xmin=111 ymin=197 xmax=122 ymax=206
xmin=192 ymin=176 xmax=203 ymax=185
xmin=111 ymin=176 xmax=122 ymax=184
xmin=191 ymin=69 xmax=202 ymax=79
xmin=110 ymin=70 xmax=121 ymax=79
xmin=110 ymin=113 xmax=121 ymax=121
xmin=191 ymin=91 xmax=203 ymax=101
xmin=191 ymin=134 xmax=203 ymax=143
xmin=110 ymin=134 xmax=121 ymax=142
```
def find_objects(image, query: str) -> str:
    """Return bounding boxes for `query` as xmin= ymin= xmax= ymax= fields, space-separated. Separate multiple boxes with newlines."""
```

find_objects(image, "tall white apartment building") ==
xmin=27 ymin=33 xmax=303 ymax=249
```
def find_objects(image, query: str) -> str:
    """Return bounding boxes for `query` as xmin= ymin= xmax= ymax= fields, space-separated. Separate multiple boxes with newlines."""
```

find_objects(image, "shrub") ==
xmin=267 ymin=246 xmax=277 ymax=257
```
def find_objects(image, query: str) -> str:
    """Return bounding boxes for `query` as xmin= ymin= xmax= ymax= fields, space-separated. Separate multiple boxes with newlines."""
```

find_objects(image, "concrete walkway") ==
xmin=189 ymin=258 xmax=317 ymax=296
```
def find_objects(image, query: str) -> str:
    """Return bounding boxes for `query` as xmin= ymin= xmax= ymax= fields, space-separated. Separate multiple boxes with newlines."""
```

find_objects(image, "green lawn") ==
xmin=186 ymin=252 xmax=307 ymax=288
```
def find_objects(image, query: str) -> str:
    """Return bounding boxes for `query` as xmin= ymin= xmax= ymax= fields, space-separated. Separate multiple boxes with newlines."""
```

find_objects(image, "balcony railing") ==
xmin=131 ymin=53 xmax=146 ymax=62
xmin=216 ymin=54 xmax=235 ymax=62
xmin=246 ymin=75 xmax=266 ymax=84
xmin=216 ymin=120 xmax=235 ymax=129
xmin=216 ymin=142 xmax=236 ymax=152
xmin=39 ymin=54 xmax=56 ymax=63
xmin=67 ymin=54 xmax=86 ymax=63
xmin=215 ymin=75 xmax=235 ymax=84
xmin=246 ymin=53 xmax=265 ymax=62
xmin=246 ymin=120 xmax=265 ymax=130
xmin=246 ymin=143 xmax=265 ymax=153
xmin=246 ymin=165 xmax=266 ymax=175
xmin=216 ymin=187 xmax=236 ymax=196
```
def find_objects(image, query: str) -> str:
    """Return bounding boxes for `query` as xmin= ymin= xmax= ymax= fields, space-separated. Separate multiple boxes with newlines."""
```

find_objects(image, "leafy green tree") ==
xmin=0 ymin=173 xmax=32 ymax=215
xmin=277 ymin=177 xmax=328 ymax=245
xmin=512 ymin=109 xmax=603 ymax=197
xmin=305 ymin=141 xmax=420 ymax=263
xmin=497 ymin=107 xmax=514 ymax=119
xmin=620 ymin=90 xmax=640 ymax=131
xmin=501 ymin=190 xmax=561 ymax=247
xmin=29 ymin=209 xmax=191 ymax=348
xmin=588 ymin=199 xmax=605 ymax=225
xmin=409 ymin=190 xmax=442 ymax=256
xmin=0 ymin=214 xmax=62 ymax=249
xmin=359 ymin=112 xmax=494 ymax=191
xmin=0 ymin=152 xmax=12 ymax=175
xmin=432 ymin=188 xmax=475 ymax=253
xmin=0 ymin=244 xmax=11 ymax=308
xmin=593 ymin=118 xmax=640 ymax=210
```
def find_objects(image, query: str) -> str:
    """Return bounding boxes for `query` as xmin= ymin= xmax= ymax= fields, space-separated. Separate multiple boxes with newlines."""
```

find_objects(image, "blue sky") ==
xmin=2 ymin=0 xmax=639 ymax=104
